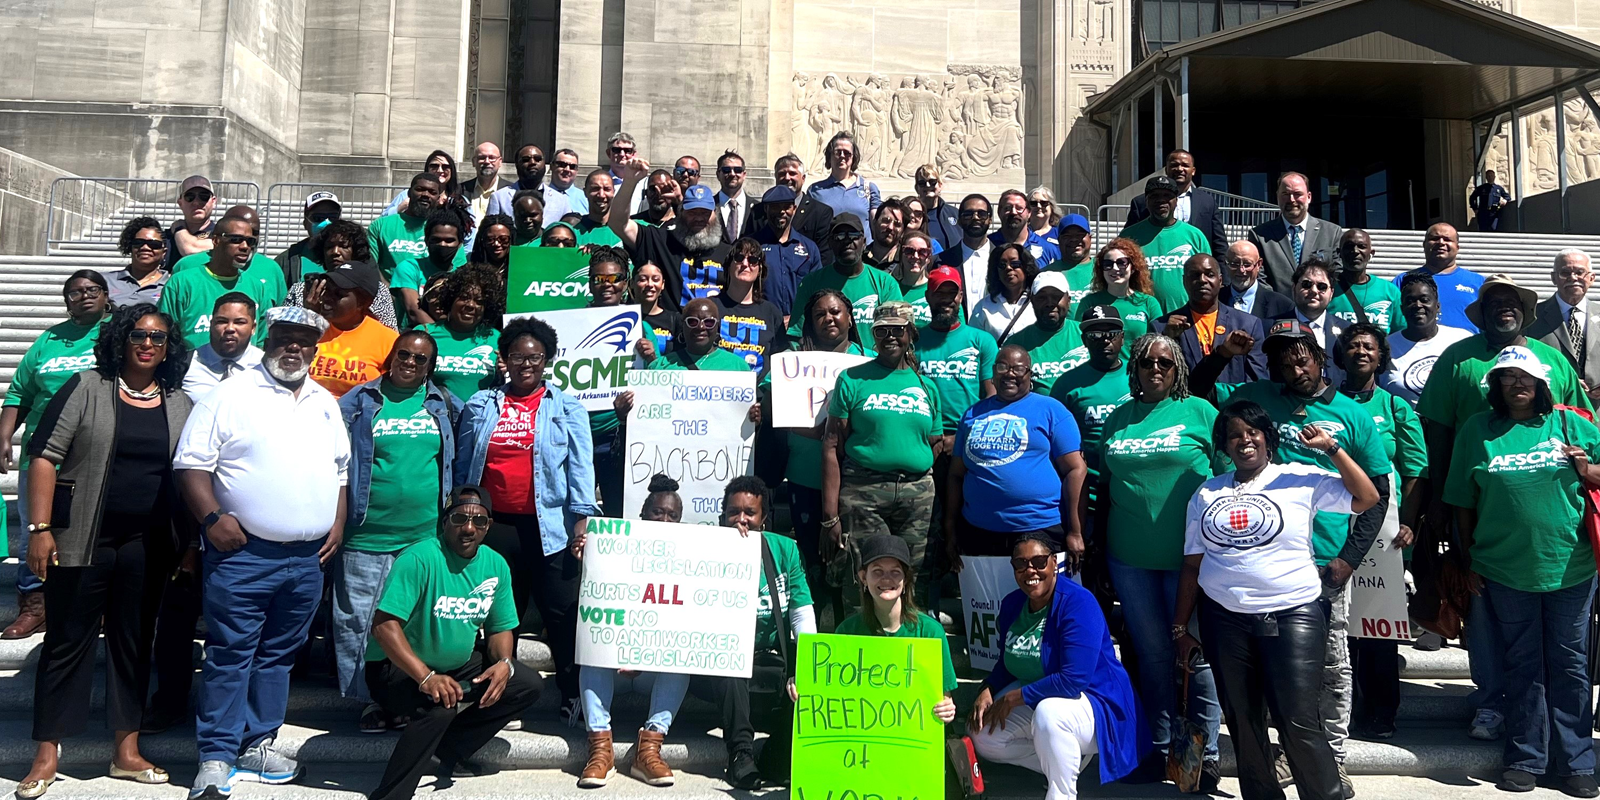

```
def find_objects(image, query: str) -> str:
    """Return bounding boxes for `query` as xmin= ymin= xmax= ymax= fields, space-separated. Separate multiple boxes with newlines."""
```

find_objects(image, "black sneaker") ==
xmin=449 ymin=759 xmax=500 ymax=779
xmin=727 ymin=750 xmax=762 ymax=790
xmin=1499 ymin=769 xmax=1537 ymax=793
xmin=1561 ymin=774 xmax=1600 ymax=798
xmin=1199 ymin=760 xmax=1222 ymax=794
xmin=1363 ymin=720 xmax=1397 ymax=740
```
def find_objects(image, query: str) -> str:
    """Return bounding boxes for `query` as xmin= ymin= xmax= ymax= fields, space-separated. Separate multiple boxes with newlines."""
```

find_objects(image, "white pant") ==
xmin=971 ymin=691 xmax=1099 ymax=800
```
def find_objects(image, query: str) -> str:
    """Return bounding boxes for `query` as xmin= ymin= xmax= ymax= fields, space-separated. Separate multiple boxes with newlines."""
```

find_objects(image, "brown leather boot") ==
xmin=629 ymin=728 xmax=674 ymax=786
xmin=578 ymin=730 xmax=614 ymax=788
xmin=2 ymin=591 xmax=45 ymax=640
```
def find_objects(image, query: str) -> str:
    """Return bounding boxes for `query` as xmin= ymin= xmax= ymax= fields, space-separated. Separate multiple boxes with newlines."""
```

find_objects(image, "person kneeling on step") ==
xmin=365 ymin=486 xmax=542 ymax=800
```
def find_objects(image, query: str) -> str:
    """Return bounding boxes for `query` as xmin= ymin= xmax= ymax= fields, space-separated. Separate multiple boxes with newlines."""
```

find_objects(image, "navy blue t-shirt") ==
xmin=1394 ymin=266 xmax=1484 ymax=333
xmin=754 ymin=229 xmax=823 ymax=318
xmin=956 ymin=392 xmax=1082 ymax=532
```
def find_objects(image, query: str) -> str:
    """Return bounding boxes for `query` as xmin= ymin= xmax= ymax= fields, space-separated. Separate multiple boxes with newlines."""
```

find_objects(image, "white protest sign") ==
xmin=624 ymin=369 xmax=757 ymax=523
xmin=577 ymin=517 xmax=760 ymax=677
xmin=768 ymin=350 xmax=871 ymax=428
xmin=1351 ymin=498 xmax=1409 ymax=640
xmin=958 ymin=555 xmax=1079 ymax=671
xmin=506 ymin=305 xmax=642 ymax=411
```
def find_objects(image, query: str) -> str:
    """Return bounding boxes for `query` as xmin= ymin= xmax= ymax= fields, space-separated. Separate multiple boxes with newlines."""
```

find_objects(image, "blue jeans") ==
xmin=12 ymin=469 xmax=42 ymax=594
xmin=1466 ymin=590 xmax=1506 ymax=714
xmin=196 ymin=536 xmax=325 ymax=765
xmin=1107 ymin=556 xmax=1221 ymax=759
xmin=579 ymin=666 xmax=690 ymax=734
xmin=330 ymin=548 xmax=399 ymax=702
xmin=1484 ymin=576 xmax=1596 ymax=776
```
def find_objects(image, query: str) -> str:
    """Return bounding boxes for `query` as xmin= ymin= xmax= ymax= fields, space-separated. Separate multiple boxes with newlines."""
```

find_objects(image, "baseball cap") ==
xmin=761 ymin=186 xmax=798 ymax=205
xmin=1058 ymin=213 xmax=1090 ymax=234
xmin=830 ymin=213 xmax=865 ymax=235
xmin=325 ymin=259 xmax=381 ymax=298
xmin=926 ymin=266 xmax=963 ymax=293
xmin=857 ymin=535 xmax=913 ymax=570
xmin=263 ymin=305 xmax=329 ymax=335
xmin=179 ymin=176 xmax=212 ymax=196
xmin=1080 ymin=305 xmax=1124 ymax=331
xmin=446 ymin=485 xmax=494 ymax=518
xmin=1489 ymin=345 xmax=1552 ymax=386
xmin=304 ymin=190 xmax=342 ymax=211
xmin=1031 ymin=271 xmax=1069 ymax=295
xmin=871 ymin=301 xmax=915 ymax=328
xmin=683 ymin=184 xmax=716 ymax=212
xmin=1144 ymin=175 xmax=1178 ymax=195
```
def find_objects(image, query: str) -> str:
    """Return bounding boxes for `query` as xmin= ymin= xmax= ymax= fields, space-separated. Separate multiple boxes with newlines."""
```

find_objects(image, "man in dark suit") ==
xmin=1219 ymin=239 xmax=1295 ymax=321
xmin=1528 ymin=248 xmax=1600 ymax=401
xmin=749 ymin=152 xmax=833 ymax=247
xmin=1286 ymin=258 xmax=1350 ymax=387
xmin=1124 ymin=150 xmax=1228 ymax=256
xmin=714 ymin=150 xmax=757 ymax=242
xmin=1157 ymin=254 xmax=1267 ymax=383
xmin=1246 ymin=172 xmax=1343 ymax=293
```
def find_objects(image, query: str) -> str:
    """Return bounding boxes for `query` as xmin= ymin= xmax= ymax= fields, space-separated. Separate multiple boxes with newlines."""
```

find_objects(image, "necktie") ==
xmin=1569 ymin=307 xmax=1586 ymax=359
xmin=1290 ymin=226 xmax=1303 ymax=264
xmin=220 ymin=359 xmax=237 ymax=380
xmin=727 ymin=199 xmax=740 ymax=239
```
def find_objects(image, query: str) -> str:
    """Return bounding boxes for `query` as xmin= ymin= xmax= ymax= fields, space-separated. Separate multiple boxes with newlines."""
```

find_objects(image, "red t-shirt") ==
xmin=483 ymin=388 xmax=545 ymax=514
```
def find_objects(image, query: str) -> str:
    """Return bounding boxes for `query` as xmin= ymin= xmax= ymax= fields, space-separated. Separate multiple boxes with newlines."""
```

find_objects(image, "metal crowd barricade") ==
xmin=262 ymin=183 xmax=407 ymax=255
xmin=45 ymin=178 xmax=260 ymax=252
xmin=1217 ymin=205 xmax=1280 ymax=230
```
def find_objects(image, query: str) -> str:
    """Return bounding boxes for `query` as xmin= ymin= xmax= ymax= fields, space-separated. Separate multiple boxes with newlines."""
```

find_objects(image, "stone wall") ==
xmin=0 ymin=148 xmax=87 ymax=256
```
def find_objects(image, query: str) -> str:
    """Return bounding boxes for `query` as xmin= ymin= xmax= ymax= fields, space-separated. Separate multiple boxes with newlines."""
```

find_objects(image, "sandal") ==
xmin=109 ymin=764 xmax=169 ymax=784
xmin=359 ymin=703 xmax=389 ymax=734
xmin=14 ymin=776 xmax=54 ymax=799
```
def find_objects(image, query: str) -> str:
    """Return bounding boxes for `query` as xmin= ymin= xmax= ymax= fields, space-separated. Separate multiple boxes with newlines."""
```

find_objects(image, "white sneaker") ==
xmin=1468 ymin=708 xmax=1505 ymax=741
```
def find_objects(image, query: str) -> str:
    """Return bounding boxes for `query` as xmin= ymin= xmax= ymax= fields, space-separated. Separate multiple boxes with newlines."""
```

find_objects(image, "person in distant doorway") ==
xmin=1470 ymin=170 xmax=1511 ymax=232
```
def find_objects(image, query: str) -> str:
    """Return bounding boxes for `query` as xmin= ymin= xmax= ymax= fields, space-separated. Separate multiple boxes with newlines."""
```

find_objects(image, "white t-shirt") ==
xmin=1380 ymin=326 xmax=1472 ymax=406
xmin=1184 ymin=462 xmax=1354 ymax=614
xmin=969 ymin=294 xmax=1036 ymax=342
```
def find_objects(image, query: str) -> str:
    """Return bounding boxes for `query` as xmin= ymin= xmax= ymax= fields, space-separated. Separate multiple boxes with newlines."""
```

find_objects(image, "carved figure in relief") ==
xmin=958 ymin=75 xmax=991 ymax=137
xmin=891 ymin=77 xmax=944 ymax=178
xmin=792 ymin=73 xmax=820 ymax=173
xmin=940 ymin=130 xmax=972 ymax=179
xmin=988 ymin=75 xmax=1026 ymax=170
xmin=853 ymin=74 xmax=893 ymax=173
xmin=1529 ymin=113 xmax=1558 ymax=191
xmin=1092 ymin=0 xmax=1116 ymax=42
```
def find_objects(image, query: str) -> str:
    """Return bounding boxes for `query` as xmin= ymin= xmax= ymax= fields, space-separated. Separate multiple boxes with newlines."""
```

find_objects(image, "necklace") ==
xmin=1231 ymin=465 xmax=1270 ymax=495
xmin=118 ymin=377 xmax=161 ymax=400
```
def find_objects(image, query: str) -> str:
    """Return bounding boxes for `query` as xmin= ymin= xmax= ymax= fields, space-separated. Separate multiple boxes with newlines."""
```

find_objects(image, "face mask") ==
xmin=312 ymin=218 xmax=332 ymax=236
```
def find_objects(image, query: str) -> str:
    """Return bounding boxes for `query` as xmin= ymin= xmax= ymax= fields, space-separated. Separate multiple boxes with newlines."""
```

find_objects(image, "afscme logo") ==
xmin=523 ymin=281 xmax=590 ymax=297
xmin=1106 ymin=423 xmax=1186 ymax=454
xmin=575 ymin=311 xmax=640 ymax=353
xmin=1488 ymin=438 xmax=1569 ymax=472
xmin=39 ymin=354 xmax=96 ymax=373
xmin=860 ymin=386 xmax=931 ymax=415
xmin=852 ymin=295 xmax=880 ymax=322
xmin=1032 ymin=346 xmax=1089 ymax=378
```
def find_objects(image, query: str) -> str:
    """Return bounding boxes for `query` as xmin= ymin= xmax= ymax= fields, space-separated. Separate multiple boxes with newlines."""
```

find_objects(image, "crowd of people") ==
xmin=2 ymin=136 xmax=1600 ymax=800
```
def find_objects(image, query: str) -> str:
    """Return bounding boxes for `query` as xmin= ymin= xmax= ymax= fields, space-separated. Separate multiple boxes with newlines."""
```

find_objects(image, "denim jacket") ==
xmin=339 ymin=377 xmax=459 ymax=527
xmin=454 ymin=381 xmax=599 ymax=553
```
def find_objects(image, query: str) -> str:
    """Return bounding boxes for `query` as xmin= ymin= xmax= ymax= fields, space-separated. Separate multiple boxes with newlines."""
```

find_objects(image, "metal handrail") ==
xmin=1196 ymin=186 xmax=1275 ymax=209
xmin=45 ymin=178 xmax=259 ymax=250
xmin=262 ymin=182 xmax=407 ymax=254
xmin=1096 ymin=204 xmax=1131 ymax=224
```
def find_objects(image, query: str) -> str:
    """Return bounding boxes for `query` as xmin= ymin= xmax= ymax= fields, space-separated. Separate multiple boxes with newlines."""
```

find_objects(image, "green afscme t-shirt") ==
xmin=1003 ymin=601 xmax=1050 ymax=687
xmin=1050 ymin=360 xmax=1132 ymax=488
xmin=1416 ymin=336 xmax=1591 ymax=429
xmin=917 ymin=322 xmax=998 ymax=433
xmin=903 ymin=283 xmax=932 ymax=326
xmin=1059 ymin=259 xmax=1096 ymax=308
xmin=3 ymin=319 xmax=102 ymax=450
xmin=835 ymin=610 xmax=959 ymax=694
xmin=158 ymin=260 xmax=285 ymax=348
xmin=1216 ymin=381 xmax=1393 ymax=565
xmin=755 ymin=532 xmax=813 ymax=652
xmin=1445 ymin=409 xmax=1600 ymax=593
xmin=787 ymin=264 xmax=904 ymax=346
xmin=392 ymin=249 xmax=469 ymax=292
xmin=419 ymin=323 xmax=499 ymax=403
xmin=764 ymin=343 xmax=867 ymax=490
xmin=1329 ymin=277 xmax=1403 ymax=334
xmin=368 ymin=213 xmax=429 ymax=283
xmin=829 ymin=361 xmax=941 ymax=475
xmin=1348 ymin=386 xmax=1428 ymax=501
xmin=1006 ymin=320 xmax=1088 ymax=396
xmin=1099 ymin=396 xmax=1218 ymax=570
xmin=650 ymin=347 xmax=752 ymax=372
xmin=368 ymin=538 xmax=518 ymax=670
xmin=1117 ymin=218 xmax=1211 ymax=314
xmin=345 ymin=383 xmax=443 ymax=554
xmin=1075 ymin=291 xmax=1159 ymax=355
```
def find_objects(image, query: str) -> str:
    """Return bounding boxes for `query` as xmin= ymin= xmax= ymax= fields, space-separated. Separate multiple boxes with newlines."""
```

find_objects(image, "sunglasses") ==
xmin=1011 ymin=555 xmax=1052 ymax=572
xmin=610 ymin=146 xmax=635 ymax=155
xmin=182 ymin=191 xmax=212 ymax=203
xmin=674 ymin=166 xmax=700 ymax=178
xmin=1084 ymin=330 xmax=1122 ymax=342
xmin=308 ymin=212 xmax=339 ymax=224
xmin=128 ymin=330 xmax=170 ymax=345
xmin=959 ymin=210 xmax=992 ymax=219
xmin=222 ymin=234 xmax=258 ymax=248
xmin=448 ymin=512 xmax=491 ymax=529
xmin=1028 ymin=200 xmax=1053 ymax=208
xmin=130 ymin=239 xmax=166 ymax=251
xmin=1101 ymin=257 xmax=1132 ymax=269
xmin=506 ymin=352 xmax=547 ymax=366
xmin=1137 ymin=357 xmax=1178 ymax=370
xmin=591 ymin=273 xmax=626 ymax=286
xmin=393 ymin=349 xmax=431 ymax=365
xmin=554 ymin=160 xmax=579 ymax=170
xmin=685 ymin=316 xmax=719 ymax=330
xmin=872 ymin=325 xmax=908 ymax=338
xmin=832 ymin=231 xmax=864 ymax=242
xmin=719 ymin=166 xmax=745 ymax=175
xmin=1496 ymin=373 xmax=1539 ymax=386
xmin=915 ymin=179 xmax=939 ymax=187
xmin=999 ymin=260 xmax=1025 ymax=270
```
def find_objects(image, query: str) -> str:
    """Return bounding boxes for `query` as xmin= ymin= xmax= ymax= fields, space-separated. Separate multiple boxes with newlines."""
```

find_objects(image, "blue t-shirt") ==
xmin=956 ymin=392 xmax=1082 ymax=532
xmin=1394 ymin=267 xmax=1483 ymax=333
xmin=990 ymin=230 xmax=1062 ymax=270
xmin=755 ymin=229 xmax=823 ymax=318
xmin=806 ymin=176 xmax=881 ymax=244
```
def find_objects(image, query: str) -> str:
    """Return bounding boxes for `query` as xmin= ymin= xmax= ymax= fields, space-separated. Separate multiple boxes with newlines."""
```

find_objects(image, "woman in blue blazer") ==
xmin=969 ymin=533 xmax=1149 ymax=800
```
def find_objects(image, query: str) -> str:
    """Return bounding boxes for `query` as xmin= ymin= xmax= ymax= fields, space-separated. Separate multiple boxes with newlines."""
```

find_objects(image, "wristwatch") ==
xmin=1170 ymin=623 xmax=1190 ymax=642
xmin=26 ymin=522 xmax=51 ymax=535
xmin=202 ymin=510 xmax=229 ymax=534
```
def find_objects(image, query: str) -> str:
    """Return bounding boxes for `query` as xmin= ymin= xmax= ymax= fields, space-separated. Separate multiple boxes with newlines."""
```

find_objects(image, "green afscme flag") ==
xmin=792 ymin=634 xmax=944 ymax=800
xmin=507 ymin=247 xmax=591 ymax=314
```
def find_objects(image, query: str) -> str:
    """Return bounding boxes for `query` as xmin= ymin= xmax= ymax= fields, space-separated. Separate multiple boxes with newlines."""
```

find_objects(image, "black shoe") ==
xmin=1123 ymin=752 xmax=1168 ymax=784
xmin=1499 ymin=769 xmax=1537 ymax=793
xmin=1362 ymin=719 xmax=1397 ymax=740
xmin=1199 ymin=760 xmax=1222 ymax=794
xmin=140 ymin=704 xmax=188 ymax=735
xmin=1561 ymin=775 xmax=1600 ymax=798
xmin=727 ymin=750 xmax=762 ymax=790
xmin=1412 ymin=632 xmax=1443 ymax=651
xmin=449 ymin=759 xmax=500 ymax=778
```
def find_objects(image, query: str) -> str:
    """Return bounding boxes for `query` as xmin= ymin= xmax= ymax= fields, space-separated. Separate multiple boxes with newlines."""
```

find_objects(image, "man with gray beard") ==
xmin=174 ymin=305 xmax=351 ymax=799
xmin=610 ymin=157 xmax=733 ymax=310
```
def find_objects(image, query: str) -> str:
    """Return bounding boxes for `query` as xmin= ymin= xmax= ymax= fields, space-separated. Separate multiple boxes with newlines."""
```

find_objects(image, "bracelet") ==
xmin=821 ymin=516 xmax=841 ymax=529
xmin=1170 ymin=623 xmax=1190 ymax=641
xmin=501 ymin=657 xmax=516 ymax=678
xmin=26 ymin=522 xmax=51 ymax=535
xmin=418 ymin=670 xmax=437 ymax=688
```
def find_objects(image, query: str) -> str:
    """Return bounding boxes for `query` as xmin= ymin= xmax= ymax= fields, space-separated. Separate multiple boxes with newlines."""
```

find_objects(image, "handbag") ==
xmin=1166 ymin=650 xmax=1207 ymax=793
xmin=50 ymin=479 xmax=74 ymax=530
xmin=945 ymin=735 xmax=986 ymax=800
xmin=1556 ymin=405 xmax=1600 ymax=573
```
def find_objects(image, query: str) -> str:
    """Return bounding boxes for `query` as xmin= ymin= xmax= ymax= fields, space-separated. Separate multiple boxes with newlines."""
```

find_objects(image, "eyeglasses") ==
xmin=1496 ymin=373 xmax=1539 ymax=387
xmin=685 ymin=316 xmax=719 ymax=330
xmin=506 ymin=352 xmax=547 ymax=366
xmin=393 ymin=349 xmax=431 ymax=365
xmin=673 ymin=166 xmax=700 ymax=178
xmin=483 ymin=234 xmax=512 ymax=247
xmin=1084 ymin=330 xmax=1122 ymax=342
xmin=222 ymin=234 xmax=258 ymax=249
xmin=958 ymin=209 xmax=992 ymax=219
xmin=1101 ymin=257 xmax=1133 ymax=269
xmin=591 ymin=273 xmax=626 ymax=286
xmin=448 ymin=512 xmax=491 ymax=529
xmin=1137 ymin=357 xmax=1178 ymax=370
xmin=1011 ymin=555 xmax=1052 ymax=572
xmin=426 ymin=162 xmax=450 ymax=173
xmin=130 ymin=239 xmax=166 ymax=251
xmin=553 ymin=160 xmax=579 ymax=170
xmin=993 ymin=364 xmax=1032 ymax=377
xmin=1223 ymin=259 xmax=1257 ymax=268
xmin=719 ymin=166 xmax=745 ymax=175
xmin=1298 ymin=281 xmax=1332 ymax=292
xmin=872 ymin=325 xmax=908 ymax=338
xmin=182 ymin=191 xmax=212 ymax=203
xmin=127 ymin=329 xmax=169 ymax=345
xmin=66 ymin=287 xmax=106 ymax=301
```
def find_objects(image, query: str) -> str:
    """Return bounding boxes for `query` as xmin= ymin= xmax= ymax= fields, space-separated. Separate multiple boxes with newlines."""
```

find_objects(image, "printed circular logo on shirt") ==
xmin=1402 ymin=355 xmax=1437 ymax=395
xmin=1278 ymin=421 xmax=1346 ymax=454
xmin=965 ymin=412 xmax=1029 ymax=467
xmin=1200 ymin=494 xmax=1285 ymax=549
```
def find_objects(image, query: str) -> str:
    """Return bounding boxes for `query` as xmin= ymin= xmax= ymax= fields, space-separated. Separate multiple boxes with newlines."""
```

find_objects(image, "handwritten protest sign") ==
xmin=792 ymin=634 xmax=944 ymax=800
xmin=505 ymin=247 xmax=590 ymax=314
xmin=958 ymin=555 xmax=1078 ymax=671
xmin=1352 ymin=500 xmax=1409 ymax=640
xmin=770 ymin=351 xmax=872 ymax=428
xmin=504 ymin=305 xmax=642 ymax=411
xmin=577 ymin=517 xmax=759 ymax=678
xmin=624 ymin=370 xmax=757 ymax=523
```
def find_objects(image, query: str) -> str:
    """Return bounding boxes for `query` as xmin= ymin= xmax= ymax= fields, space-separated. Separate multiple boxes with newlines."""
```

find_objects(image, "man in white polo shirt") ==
xmin=175 ymin=305 xmax=351 ymax=800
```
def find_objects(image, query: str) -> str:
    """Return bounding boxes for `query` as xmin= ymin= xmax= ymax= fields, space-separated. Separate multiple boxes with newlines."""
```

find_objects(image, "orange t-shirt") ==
xmin=1193 ymin=310 xmax=1221 ymax=355
xmin=310 ymin=316 xmax=399 ymax=397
